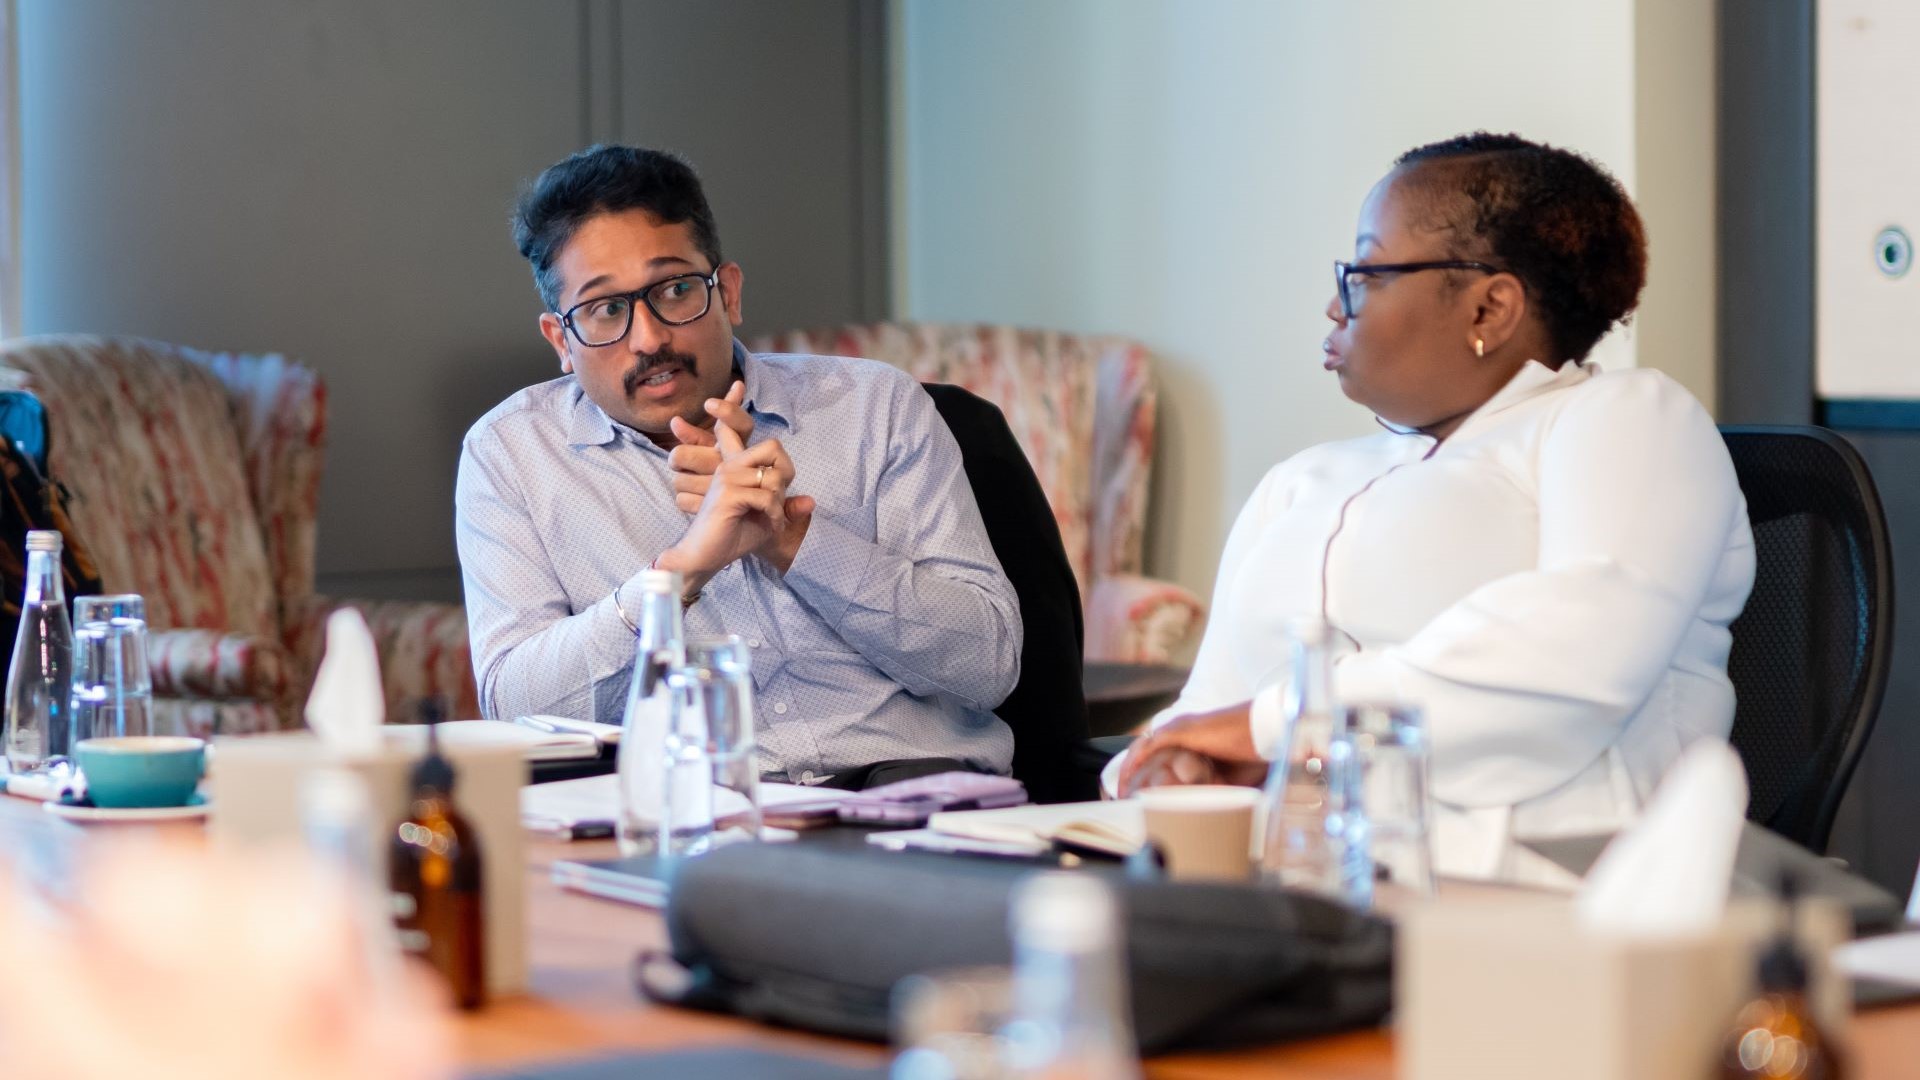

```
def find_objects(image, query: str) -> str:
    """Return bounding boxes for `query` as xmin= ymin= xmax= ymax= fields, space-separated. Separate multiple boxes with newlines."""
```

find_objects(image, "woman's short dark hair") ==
xmin=511 ymin=145 xmax=723 ymax=312
xmin=1394 ymin=132 xmax=1647 ymax=363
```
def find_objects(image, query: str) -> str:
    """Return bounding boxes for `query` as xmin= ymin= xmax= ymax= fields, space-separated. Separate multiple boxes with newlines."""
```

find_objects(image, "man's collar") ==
xmin=566 ymin=379 xmax=619 ymax=447
xmin=734 ymin=339 xmax=795 ymax=434
xmin=564 ymin=339 xmax=795 ymax=449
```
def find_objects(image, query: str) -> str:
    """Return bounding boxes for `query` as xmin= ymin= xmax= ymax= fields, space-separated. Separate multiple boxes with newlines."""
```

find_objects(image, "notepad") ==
xmin=383 ymin=719 xmax=601 ymax=762
xmin=1836 ymin=932 xmax=1920 ymax=987
xmin=923 ymin=799 xmax=1145 ymax=857
xmin=520 ymin=773 xmax=828 ymax=836
xmin=514 ymin=714 xmax=623 ymax=745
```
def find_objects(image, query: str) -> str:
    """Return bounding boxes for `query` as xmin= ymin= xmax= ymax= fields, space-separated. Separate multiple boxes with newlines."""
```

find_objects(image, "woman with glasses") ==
xmin=1112 ymin=133 xmax=1755 ymax=884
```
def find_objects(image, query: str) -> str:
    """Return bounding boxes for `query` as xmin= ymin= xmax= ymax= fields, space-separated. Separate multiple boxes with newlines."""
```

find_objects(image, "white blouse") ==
xmin=1108 ymin=361 xmax=1756 ymax=883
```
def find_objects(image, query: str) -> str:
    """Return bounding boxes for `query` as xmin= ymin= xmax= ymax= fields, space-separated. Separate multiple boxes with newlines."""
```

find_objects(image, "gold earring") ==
xmin=1474 ymin=338 xmax=1486 ymax=358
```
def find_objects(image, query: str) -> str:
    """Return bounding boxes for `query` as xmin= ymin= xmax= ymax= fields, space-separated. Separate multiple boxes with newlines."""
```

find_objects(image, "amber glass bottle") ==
xmin=390 ymin=721 xmax=486 ymax=1009
xmin=1721 ymin=876 xmax=1844 ymax=1079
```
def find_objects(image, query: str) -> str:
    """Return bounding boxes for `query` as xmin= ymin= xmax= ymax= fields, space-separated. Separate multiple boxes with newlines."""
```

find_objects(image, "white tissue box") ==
xmin=206 ymin=731 xmax=528 ymax=997
xmin=1398 ymin=893 xmax=1849 ymax=1080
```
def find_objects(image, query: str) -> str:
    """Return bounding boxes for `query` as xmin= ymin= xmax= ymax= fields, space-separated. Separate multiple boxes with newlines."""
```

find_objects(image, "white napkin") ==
xmin=303 ymin=608 xmax=385 ymax=756
xmin=1575 ymin=739 xmax=1748 ymax=939
xmin=2 ymin=770 xmax=65 ymax=802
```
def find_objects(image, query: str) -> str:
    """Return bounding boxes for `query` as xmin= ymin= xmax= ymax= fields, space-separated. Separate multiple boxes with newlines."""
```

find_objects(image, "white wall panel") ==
xmin=896 ymin=0 xmax=1715 ymax=623
xmin=1816 ymin=0 xmax=1920 ymax=400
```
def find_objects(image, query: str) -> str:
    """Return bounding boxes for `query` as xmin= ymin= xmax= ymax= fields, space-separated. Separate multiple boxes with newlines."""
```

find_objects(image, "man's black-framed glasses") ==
xmin=559 ymin=268 xmax=722 ymax=347
xmin=1333 ymin=259 xmax=1505 ymax=320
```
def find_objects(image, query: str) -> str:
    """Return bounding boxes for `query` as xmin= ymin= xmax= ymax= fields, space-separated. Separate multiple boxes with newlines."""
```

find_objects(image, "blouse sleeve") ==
xmin=1332 ymin=371 xmax=1752 ymax=808
xmin=1098 ymin=459 xmax=1296 ymax=793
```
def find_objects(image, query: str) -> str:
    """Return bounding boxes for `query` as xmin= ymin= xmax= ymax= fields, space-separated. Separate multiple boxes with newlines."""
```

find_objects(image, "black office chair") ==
xmin=923 ymin=383 xmax=1097 ymax=803
xmin=1721 ymin=425 xmax=1893 ymax=855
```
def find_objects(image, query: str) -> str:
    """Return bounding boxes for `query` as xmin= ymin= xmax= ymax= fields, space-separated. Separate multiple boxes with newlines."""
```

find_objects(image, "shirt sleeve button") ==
xmin=747 ymin=637 xmax=763 ymax=648
xmin=773 ymin=702 xmax=789 ymax=715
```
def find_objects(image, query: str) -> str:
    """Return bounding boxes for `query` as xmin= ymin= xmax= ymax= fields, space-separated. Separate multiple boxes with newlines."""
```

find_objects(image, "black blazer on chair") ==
xmin=923 ymin=383 xmax=1095 ymax=803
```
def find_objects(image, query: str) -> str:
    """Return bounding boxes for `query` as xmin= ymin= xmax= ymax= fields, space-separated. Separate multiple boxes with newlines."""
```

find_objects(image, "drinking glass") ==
xmin=890 ymin=966 xmax=1014 ymax=1080
xmin=73 ymin=593 xmax=145 ymax=629
xmin=1346 ymin=702 xmax=1437 ymax=900
xmin=70 ymin=617 xmax=152 ymax=744
xmin=658 ymin=667 xmax=715 ymax=858
xmin=686 ymin=636 xmax=759 ymax=845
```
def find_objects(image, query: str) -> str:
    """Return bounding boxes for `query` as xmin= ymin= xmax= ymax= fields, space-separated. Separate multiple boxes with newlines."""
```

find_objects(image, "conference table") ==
xmin=461 ymin=834 xmax=1920 ymax=1079
xmin=6 ymin=793 xmax=1920 ymax=1077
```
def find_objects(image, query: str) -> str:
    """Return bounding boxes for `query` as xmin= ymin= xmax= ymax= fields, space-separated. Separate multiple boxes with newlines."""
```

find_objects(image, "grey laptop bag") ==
xmin=641 ymin=840 xmax=1393 ymax=1054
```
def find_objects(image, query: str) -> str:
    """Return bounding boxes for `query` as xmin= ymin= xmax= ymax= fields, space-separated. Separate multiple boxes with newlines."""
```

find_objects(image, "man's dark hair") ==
xmin=511 ymin=144 xmax=723 ymax=313
xmin=1394 ymin=132 xmax=1647 ymax=363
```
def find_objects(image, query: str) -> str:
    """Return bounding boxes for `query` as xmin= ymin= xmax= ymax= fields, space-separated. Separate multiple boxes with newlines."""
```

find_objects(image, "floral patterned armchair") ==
xmin=0 ymin=336 xmax=477 ymax=735
xmin=751 ymin=323 xmax=1205 ymax=663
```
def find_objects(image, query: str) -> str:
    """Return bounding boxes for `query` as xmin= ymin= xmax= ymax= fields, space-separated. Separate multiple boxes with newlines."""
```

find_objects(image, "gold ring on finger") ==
xmin=756 ymin=465 xmax=768 ymax=488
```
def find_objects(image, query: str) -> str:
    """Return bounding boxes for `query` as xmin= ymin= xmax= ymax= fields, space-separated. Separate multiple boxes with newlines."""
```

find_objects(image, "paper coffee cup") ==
xmin=1138 ymin=785 xmax=1261 ymax=883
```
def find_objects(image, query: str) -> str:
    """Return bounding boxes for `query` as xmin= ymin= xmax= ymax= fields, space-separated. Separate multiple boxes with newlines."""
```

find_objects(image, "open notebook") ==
xmin=884 ymin=799 xmax=1145 ymax=858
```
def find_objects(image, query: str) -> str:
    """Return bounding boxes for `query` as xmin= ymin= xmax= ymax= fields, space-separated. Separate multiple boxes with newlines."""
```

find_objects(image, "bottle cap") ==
xmin=1758 ymin=866 xmax=1810 ymax=992
xmin=409 ymin=720 xmax=457 ymax=796
xmin=25 ymin=530 xmax=61 ymax=553
xmin=638 ymin=568 xmax=681 ymax=595
xmin=1011 ymin=872 xmax=1119 ymax=953
xmin=1758 ymin=934 xmax=1810 ymax=992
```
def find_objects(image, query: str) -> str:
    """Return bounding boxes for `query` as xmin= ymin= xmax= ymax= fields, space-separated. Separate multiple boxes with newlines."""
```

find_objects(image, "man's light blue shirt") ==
xmin=455 ymin=341 xmax=1020 ymax=780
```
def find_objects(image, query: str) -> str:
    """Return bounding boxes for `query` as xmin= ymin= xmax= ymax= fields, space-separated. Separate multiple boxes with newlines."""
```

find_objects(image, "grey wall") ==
xmin=1721 ymin=0 xmax=1918 ymax=898
xmin=19 ymin=0 xmax=888 ymax=602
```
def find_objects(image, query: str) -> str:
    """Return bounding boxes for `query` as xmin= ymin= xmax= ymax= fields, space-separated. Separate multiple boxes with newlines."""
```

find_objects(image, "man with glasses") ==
xmin=456 ymin=145 xmax=1022 ymax=787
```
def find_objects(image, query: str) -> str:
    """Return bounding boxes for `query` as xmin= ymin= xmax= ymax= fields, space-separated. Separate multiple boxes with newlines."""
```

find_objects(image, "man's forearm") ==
xmin=474 ymin=590 xmax=640 ymax=725
xmin=781 ymin=514 xmax=1022 ymax=711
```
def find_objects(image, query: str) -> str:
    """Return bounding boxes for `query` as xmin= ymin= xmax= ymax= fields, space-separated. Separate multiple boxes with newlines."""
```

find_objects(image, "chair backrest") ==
xmin=752 ymin=323 xmax=1160 ymax=602
xmin=1721 ymin=425 xmax=1893 ymax=853
xmin=0 ymin=336 xmax=323 ymax=641
xmin=923 ymin=382 xmax=1094 ymax=803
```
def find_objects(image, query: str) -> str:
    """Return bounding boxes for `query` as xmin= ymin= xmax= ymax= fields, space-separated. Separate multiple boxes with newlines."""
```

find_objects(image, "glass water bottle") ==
xmin=1256 ymin=615 xmax=1372 ymax=907
xmin=615 ymin=569 xmax=687 ymax=856
xmin=4 ymin=530 xmax=73 ymax=772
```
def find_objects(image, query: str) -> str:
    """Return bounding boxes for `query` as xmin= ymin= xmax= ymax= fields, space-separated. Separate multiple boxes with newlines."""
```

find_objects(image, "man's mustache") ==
xmin=623 ymin=348 xmax=699 ymax=395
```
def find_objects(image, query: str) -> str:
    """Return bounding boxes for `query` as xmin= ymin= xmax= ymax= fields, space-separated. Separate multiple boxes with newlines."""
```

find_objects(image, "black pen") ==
xmin=529 ymin=818 xmax=616 ymax=840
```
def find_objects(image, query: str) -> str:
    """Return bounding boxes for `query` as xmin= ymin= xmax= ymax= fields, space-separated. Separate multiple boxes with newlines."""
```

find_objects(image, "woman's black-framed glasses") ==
xmin=559 ymin=268 xmax=722 ymax=347
xmin=1333 ymin=259 xmax=1505 ymax=320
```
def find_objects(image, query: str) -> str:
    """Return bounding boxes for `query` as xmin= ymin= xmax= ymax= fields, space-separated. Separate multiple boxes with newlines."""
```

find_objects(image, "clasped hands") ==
xmin=1114 ymin=700 xmax=1270 ymax=797
xmin=654 ymin=380 xmax=815 ymax=593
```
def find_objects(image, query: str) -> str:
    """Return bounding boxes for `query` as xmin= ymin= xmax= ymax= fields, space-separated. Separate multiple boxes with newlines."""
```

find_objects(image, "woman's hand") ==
xmin=1116 ymin=701 xmax=1270 ymax=796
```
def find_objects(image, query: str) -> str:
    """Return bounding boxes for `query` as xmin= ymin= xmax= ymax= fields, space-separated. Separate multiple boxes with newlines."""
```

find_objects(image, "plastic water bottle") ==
xmin=1001 ymin=872 xmax=1139 ymax=1079
xmin=1256 ymin=615 xmax=1372 ymax=908
xmin=4 ymin=531 xmax=72 ymax=772
xmin=615 ymin=569 xmax=685 ymax=857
